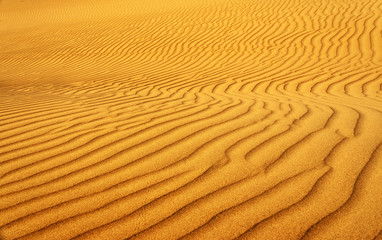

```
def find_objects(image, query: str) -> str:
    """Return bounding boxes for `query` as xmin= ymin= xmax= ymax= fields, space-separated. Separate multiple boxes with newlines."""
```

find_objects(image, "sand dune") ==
xmin=0 ymin=0 xmax=382 ymax=239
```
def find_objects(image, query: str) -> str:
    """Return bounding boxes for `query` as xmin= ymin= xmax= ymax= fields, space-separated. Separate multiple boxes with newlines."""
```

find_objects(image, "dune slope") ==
xmin=0 ymin=0 xmax=382 ymax=239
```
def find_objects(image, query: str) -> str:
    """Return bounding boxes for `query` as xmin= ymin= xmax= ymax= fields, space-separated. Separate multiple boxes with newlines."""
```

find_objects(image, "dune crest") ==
xmin=0 ymin=0 xmax=382 ymax=239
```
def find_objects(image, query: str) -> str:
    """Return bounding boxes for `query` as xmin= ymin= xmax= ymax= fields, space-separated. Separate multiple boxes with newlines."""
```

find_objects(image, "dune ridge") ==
xmin=0 ymin=0 xmax=382 ymax=239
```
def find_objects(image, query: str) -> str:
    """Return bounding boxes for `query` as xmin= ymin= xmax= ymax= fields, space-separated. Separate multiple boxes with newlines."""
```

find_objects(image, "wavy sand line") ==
xmin=0 ymin=0 xmax=382 ymax=239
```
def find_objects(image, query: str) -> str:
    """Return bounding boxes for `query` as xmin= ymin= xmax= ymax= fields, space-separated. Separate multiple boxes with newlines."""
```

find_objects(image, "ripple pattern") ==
xmin=0 ymin=0 xmax=382 ymax=239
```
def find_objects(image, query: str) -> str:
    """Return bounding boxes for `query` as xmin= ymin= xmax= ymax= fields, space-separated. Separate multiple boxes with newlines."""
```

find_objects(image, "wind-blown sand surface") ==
xmin=0 ymin=0 xmax=382 ymax=239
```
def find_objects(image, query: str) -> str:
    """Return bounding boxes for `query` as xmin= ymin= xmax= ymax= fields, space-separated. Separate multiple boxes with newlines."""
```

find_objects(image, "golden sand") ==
xmin=0 ymin=0 xmax=382 ymax=239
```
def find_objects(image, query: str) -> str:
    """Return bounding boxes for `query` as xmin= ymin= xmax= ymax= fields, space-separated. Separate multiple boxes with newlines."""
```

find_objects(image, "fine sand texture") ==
xmin=0 ymin=0 xmax=382 ymax=239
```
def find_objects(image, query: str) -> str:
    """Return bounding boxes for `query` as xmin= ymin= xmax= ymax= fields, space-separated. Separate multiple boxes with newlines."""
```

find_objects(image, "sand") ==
xmin=0 ymin=0 xmax=381 ymax=239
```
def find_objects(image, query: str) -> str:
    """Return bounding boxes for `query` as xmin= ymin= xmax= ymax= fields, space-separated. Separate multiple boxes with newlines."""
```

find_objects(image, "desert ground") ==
xmin=0 ymin=0 xmax=382 ymax=239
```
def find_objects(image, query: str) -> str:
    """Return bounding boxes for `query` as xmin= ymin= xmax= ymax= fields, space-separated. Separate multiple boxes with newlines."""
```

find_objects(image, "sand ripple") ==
xmin=0 ymin=0 xmax=382 ymax=239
